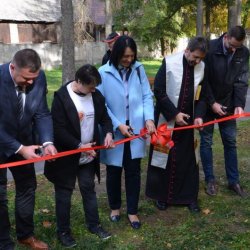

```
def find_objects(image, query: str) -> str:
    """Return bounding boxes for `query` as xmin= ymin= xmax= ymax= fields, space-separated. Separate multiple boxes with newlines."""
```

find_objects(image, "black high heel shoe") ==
xmin=109 ymin=214 xmax=121 ymax=222
xmin=127 ymin=215 xmax=141 ymax=229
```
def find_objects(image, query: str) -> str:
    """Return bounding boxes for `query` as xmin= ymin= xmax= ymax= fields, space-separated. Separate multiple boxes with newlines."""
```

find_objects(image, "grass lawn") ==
xmin=45 ymin=68 xmax=62 ymax=107
xmin=7 ymin=119 xmax=250 ymax=249
xmin=6 ymin=61 xmax=250 ymax=249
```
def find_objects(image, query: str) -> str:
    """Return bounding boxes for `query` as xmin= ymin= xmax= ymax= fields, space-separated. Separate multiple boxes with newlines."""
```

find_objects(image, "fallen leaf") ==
xmin=202 ymin=208 xmax=211 ymax=215
xmin=41 ymin=209 xmax=50 ymax=214
xmin=43 ymin=221 xmax=52 ymax=228
xmin=166 ymin=243 xmax=172 ymax=248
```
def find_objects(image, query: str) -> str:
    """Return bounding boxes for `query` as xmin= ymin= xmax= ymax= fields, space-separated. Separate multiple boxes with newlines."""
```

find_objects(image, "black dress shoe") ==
xmin=155 ymin=200 xmax=168 ymax=210
xmin=187 ymin=202 xmax=200 ymax=213
xmin=127 ymin=216 xmax=141 ymax=229
xmin=89 ymin=225 xmax=111 ymax=240
xmin=109 ymin=214 xmax=121 ymax=222
xmin=228 ymin=183 xmax=247 ymax=198
xmin=57 ymin=232 xmax=77 ymax=248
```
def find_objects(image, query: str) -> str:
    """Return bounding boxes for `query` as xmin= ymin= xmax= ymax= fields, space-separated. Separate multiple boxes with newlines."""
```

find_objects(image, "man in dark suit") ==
xmin=0 ymin=49 xmax=57 ymax=250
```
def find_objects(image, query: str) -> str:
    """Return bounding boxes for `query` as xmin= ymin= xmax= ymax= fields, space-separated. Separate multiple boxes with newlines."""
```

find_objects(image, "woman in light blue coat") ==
xmin=98 ymin=36 xmax=155 ymax=229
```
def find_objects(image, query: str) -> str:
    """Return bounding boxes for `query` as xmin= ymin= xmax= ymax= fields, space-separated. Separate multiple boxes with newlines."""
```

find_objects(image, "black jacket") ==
xmin=102 ymin=50 xmax=111 ymax=65
xmin=44 ymin=83 xmax=113 ymax=189
xmin=204 ymin=34 xmax=249 ymax=115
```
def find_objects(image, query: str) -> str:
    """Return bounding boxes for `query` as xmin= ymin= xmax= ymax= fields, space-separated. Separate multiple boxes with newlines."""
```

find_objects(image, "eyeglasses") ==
xmin=228 ymin=41 xmax=243 ymax=49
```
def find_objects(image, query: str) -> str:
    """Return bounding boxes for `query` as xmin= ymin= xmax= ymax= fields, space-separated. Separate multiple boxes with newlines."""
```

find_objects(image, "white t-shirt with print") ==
xmin=67 ymin=82 xmax=95 ymax=164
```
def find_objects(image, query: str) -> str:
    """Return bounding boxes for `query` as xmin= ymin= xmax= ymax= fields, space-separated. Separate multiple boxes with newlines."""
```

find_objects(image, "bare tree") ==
xmin=105 ymin=0 xmax=113 ymax=37
xmin=74 ymin=0 xmax=94 ymax=43
xmin=228 ymin=0 xmax=242 ymax=29
xmin=196 ymin=0 xmax=203 ymax=36
xmin=61 ymin=0 xmax=75 ymax=84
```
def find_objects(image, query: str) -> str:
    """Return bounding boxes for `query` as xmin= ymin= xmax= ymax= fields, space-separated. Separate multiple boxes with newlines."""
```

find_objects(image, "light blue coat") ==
xmin=98 ymin=61 xmax=154 ymax=166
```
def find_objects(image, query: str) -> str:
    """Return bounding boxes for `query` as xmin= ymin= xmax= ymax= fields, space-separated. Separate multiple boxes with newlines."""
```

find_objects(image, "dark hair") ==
xmin=187 ymin=36 xmax=208 ymax=53
xmin=104 ymin=32 xmax=119 ymax=42
xmin=228 ymin=25 xmax=246 ymax=41
xmin=75 ymin=64 xmax=101 ymax=86
xmin=109 ymin=35 xmax=137 ymax=68
xmin=12 ymin=49 xmax=41 ymax=72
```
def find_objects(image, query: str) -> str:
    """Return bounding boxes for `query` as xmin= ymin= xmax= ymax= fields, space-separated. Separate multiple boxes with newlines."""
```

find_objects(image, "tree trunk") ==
xmin=61 ymin=0 xmax=75 ymax=84
xmin=228 ymin=0 xmax=242 ymax=30
xmin=105 ymin=0 xmax=113 ymax=37
xmin=196 ymin=0 xmax=203 ymax=36
xmin=205 ymin=3 xmax=211 ymax=39
xmin=160 ymin=38 xmax=166 ymax=57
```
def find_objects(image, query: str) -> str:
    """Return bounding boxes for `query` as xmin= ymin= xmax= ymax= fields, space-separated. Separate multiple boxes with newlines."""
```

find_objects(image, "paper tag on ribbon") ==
xmin=150 ymin=114 xmax=174 ymax=169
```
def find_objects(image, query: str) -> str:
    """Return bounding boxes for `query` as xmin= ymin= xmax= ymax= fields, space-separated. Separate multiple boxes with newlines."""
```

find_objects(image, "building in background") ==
xmin=0 ymin=0 xmax=61 ymax=44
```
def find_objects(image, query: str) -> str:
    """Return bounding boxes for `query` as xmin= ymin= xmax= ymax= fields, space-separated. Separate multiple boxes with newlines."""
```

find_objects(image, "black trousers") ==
xmin=106 ymin=141 xmax=141 ymax=215
xmin=55 ymin=161 xmax=100 ymax=234
xmin=0 ymin=162 xmax=36 ymax=248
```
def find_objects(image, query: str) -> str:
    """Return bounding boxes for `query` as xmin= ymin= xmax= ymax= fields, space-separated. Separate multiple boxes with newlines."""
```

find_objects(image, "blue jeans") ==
xmin=200 ymin=118 xmax=239 ymax=185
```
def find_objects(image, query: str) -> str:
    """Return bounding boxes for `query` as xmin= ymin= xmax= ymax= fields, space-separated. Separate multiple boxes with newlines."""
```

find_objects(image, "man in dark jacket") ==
xmin=199 ymin=26 xmax=249 ymax=197
xmin=0 ymin=49 xmax=57 ymax=250
xmin=101 ymin=32 xmax=119 ymax=65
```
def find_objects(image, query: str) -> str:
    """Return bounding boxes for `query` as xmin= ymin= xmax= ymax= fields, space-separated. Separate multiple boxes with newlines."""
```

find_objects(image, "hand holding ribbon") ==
xmin=2 ymin=112 xmax=250 ymax=169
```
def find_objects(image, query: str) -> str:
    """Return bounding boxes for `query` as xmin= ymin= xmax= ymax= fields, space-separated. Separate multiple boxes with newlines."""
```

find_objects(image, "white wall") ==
xmin=0 ymin=41 xmax=162 ymax=69
xmin=0 ymin=41 xmax=106 ymax=70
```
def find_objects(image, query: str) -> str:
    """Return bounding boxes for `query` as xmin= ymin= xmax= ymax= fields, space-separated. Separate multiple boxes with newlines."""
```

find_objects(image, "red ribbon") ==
xmin=1 ymin=112 xmax=250 ymax=169
xmin=0 ymin=131 xmax=148 ymax=169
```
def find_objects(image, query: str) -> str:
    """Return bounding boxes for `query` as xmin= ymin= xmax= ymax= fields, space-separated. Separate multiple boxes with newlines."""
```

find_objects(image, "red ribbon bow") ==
xmin=150 ymin=124 xmax=174 ymax=149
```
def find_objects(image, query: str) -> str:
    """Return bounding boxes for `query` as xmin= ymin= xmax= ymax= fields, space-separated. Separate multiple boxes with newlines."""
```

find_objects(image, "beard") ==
xmin=187 ymin=60 xmax=196 ymax=66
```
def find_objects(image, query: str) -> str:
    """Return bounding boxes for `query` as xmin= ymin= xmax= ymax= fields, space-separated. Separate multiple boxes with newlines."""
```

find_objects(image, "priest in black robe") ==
xmin=146 ymin=37 xmax=208 ymax=212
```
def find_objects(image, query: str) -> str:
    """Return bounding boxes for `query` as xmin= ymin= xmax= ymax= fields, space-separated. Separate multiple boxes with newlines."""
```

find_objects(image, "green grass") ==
xmin=45 ymin=68 xmax=62 ymax=108
xmin=7 ymin=62 xmax=250 ymax=249
xmin=140 ymin=59 xmax=161 ymax=77
xmin=7 ymin=119 xmax=250 ymax=249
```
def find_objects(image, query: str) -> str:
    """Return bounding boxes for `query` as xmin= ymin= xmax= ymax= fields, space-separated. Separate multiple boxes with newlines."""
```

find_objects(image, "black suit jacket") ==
xmin=0 ymin=63 xmax=53 ymax=161
xmin=44 ymin=83 xmax=113 ymax=189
